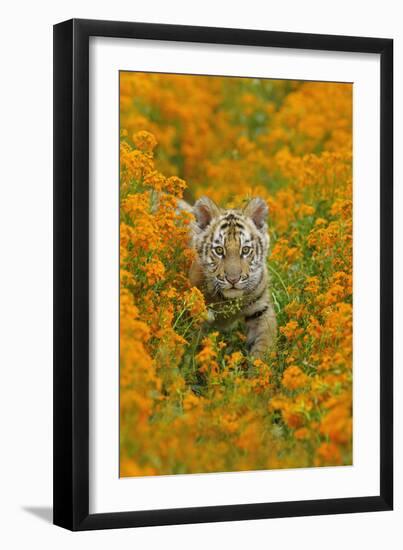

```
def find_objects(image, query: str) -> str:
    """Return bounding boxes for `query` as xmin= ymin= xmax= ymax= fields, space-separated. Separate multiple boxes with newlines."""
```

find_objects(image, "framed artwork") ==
xmin=53 ymin=19 xmax=393 ymax=530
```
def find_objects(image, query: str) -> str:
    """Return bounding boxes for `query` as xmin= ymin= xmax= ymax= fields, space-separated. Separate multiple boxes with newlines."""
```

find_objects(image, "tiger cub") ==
xmin=188 ymin=196 xmax=277 ymax=360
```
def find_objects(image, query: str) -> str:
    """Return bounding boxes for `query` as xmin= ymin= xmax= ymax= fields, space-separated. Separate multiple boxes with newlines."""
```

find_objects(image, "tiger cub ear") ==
xmin=243 ymin=197 xmax=268 ymax=229
xmin=193 ymin=196 xmax=220 ymax=229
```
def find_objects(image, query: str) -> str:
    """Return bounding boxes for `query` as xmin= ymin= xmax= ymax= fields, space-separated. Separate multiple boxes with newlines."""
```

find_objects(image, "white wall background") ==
xmin=0 ymin=1 xmax=400 ymax=548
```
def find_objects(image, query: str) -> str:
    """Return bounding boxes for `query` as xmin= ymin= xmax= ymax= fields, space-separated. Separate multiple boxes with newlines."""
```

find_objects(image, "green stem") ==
xmin=268 ymin=264 xmax=290 ymax=299
xmin=172 ymin=306 xmax=187 ymax=330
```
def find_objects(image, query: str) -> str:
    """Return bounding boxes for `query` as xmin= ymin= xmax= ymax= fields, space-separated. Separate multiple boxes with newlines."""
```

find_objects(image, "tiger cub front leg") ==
xmin=245 ymin=303 xmax=277 ymax=360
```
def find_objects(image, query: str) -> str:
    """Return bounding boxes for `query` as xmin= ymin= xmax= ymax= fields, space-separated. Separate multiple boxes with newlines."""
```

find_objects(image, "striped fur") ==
xmin=188 ymin=196 xmax=277 ymax=359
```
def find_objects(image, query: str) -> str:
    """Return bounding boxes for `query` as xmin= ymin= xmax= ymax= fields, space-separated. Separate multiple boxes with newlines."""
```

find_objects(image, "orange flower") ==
xmin=165 ymin=176 xmax=187 ymax=198
xmin=305 ymin=276 xmax=320 ymax=294
xmin=132 ymin=130 xmax=158 ymax=153
xmin=282 ymin=366 xmax=309 ymax=391
xmin=183 ymin=287 xmax=208 ymax=321
xmin=143 ymin=259 xmax=165 ymax=285
xmin=294 ymin=427 xmax=310 ymax=440
xmin=280 ymin=321 xmax=303 ymax=340
xmin=196 ymin=334 xmax=219 ymax=374
xmin=119 ymin=73 xmax=353 ymax=476
xmin=315 ymin=442 xmax=343 ymax=466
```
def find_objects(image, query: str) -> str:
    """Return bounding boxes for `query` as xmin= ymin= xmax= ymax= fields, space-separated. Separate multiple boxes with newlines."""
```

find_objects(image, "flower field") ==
xmin=119 ymin=73 xmax=353 ymax=476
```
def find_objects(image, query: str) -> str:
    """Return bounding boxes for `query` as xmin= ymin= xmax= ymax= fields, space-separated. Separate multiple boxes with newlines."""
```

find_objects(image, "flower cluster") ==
xmin=120 ymin=74 xmax=353 ymax=475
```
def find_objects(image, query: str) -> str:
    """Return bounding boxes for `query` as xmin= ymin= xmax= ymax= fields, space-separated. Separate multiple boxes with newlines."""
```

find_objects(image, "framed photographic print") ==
xmin=53 ymin=19 xmax=393 ymax=530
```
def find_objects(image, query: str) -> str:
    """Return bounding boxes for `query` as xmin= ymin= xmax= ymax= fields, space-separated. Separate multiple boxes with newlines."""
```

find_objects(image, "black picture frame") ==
xmin=53 ymin=18 xmax=393 ymax=531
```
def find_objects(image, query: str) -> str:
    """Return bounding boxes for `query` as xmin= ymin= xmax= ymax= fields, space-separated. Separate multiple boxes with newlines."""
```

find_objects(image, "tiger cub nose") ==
xmin=226 ymin=275 xmax=241 ymax=285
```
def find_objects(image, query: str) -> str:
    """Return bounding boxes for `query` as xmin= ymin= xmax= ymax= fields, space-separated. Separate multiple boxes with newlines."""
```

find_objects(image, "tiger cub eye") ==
xmin=241 ymin=246 xmax=251 ymax=255
xmin=215 ymin=246 xmax=224 ymax=255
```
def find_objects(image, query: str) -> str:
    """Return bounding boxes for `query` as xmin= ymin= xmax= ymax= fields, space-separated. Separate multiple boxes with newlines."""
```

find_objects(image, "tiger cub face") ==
xmin=191 ymin=197 xmax=269 ymax=299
